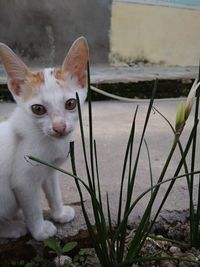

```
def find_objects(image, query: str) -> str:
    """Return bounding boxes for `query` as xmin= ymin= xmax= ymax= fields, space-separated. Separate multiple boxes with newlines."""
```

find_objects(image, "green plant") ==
xmin=153 ymin=75 xmax=200 ymax=250
xmin=44 ymin=238 xmax=77 ymax=266
xmin=24 ymin=255 xmax=44 ymax=267
xmin=70 ymin=65 xmax=200 ymax=266
xmin=28 ymin=63 xmax=200 ymax=266
xmin=8 ymin=255 xmax=44 ymax=267
xmin=10 ymin=260 xmax=25 ymax=266
xmin=73 ymin=248 xmax=88 ymax=264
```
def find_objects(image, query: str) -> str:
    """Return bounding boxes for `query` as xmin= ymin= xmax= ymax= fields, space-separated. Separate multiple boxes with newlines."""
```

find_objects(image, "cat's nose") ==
xmin=52 ymin=123 xmax=66 ymax=135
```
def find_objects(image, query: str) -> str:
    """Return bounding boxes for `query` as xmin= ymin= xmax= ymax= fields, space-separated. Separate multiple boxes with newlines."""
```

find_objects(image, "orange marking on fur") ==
xmin=55 ymin=79 xmax=64 ymax=88
xmin=54 ymin=69 xmax=67 ymax=81
xmin=32 ymin=71 xmax=45 ymax=84
xmin=22 ymin=71 xmax=44 ymax=101
xmin=54 ymin=68 xmax=86 ymax=88
xmin=54 ymin=68 xmax=71 ymax=89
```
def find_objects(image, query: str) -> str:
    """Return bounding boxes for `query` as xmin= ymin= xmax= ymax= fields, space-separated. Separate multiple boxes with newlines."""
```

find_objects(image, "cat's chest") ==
xmin=16 ymin=133 xmax=70 ymax=166
xmin=36 ymin=137 xmax=69 ymax=164
xmin=50 ymin=138 xmax=70 ymax=165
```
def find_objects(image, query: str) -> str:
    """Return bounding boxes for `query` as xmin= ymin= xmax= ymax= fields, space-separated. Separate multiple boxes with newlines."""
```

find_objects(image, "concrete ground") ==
xmin=0 ymin=98 xmax=199 ymax=237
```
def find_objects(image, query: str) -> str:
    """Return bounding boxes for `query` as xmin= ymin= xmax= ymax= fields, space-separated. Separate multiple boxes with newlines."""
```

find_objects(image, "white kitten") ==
xmin=0 ymin=37 xmax=88 ymax=241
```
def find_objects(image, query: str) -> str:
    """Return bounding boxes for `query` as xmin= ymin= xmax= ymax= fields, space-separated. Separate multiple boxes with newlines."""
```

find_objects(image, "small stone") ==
xmin=184 ymin=252 xmax=198 ymax=261
xmin=157 ymin=235 xmax=164 ymax=239
xmin=169 ymin=246 xmax=181 ymax=254
xmin=54 ymin=255 xmax=72 ymax=267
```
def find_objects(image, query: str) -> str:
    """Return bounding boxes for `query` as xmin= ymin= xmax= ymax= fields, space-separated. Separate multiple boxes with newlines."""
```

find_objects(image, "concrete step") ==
xmin=0 ymin=65 xmax=199 ymax=100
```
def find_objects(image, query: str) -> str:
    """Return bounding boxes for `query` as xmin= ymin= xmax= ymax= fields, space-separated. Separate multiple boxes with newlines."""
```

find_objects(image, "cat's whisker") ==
xmin=24 ymin=155 xmax=39 ymax=167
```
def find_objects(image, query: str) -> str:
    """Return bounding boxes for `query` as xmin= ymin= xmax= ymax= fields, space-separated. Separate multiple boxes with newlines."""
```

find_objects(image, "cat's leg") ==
xmin=43 ymin=171 xmax=75 ymax=223
xmin=13 ymin=209 xmax=24 ymax=220
xmin=0 ymin=185 xmax=27 ymax=238
xmin=14 ymin=179 xmax=57 ymax=241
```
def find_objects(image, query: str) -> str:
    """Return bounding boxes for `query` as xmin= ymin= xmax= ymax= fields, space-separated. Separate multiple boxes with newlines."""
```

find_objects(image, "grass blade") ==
xmin=144 ymin=139 xmax=153 ymax=196
xmin=117 ymin=106 xmax=138 ymax=226
xmin=87 ymin=62 xmax=96 ymax=192
xmin=118 ymin=80 xmax=158 ymax=262
xmin=94 ymin=140 xmax=102 ymax=206
xmin=76 ymin=93 xmax=92 ymax=188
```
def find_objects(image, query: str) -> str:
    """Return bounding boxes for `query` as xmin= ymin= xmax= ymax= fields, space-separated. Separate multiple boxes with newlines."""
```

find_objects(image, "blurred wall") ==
xmin=110 ymin=1 xmax=200 ymax=66
xmin=0 ymin=0 xmax=112 ymax=66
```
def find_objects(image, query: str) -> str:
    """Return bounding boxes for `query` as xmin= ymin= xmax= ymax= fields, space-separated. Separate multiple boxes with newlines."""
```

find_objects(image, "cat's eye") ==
xmin=65 ymin=98 xmax=77 ymax=110
xmin=31 ymin=104 xmax=47 ymax=115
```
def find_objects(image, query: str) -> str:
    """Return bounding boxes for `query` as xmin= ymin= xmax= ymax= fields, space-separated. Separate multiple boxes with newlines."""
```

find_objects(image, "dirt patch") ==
xmin=1 ymin=210 xmax=199 ymax=266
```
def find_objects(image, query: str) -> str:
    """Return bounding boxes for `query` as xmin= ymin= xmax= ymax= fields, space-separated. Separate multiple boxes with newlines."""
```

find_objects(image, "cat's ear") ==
xmin=0 ymin=43 xmax=30 ymax=96
xmin=62 ymin=37 xmax=89 ymax=88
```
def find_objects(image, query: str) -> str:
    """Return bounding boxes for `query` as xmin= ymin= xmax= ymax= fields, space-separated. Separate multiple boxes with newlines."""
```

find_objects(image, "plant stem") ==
xmin=190 ymin=70 xmax=200 ymax=247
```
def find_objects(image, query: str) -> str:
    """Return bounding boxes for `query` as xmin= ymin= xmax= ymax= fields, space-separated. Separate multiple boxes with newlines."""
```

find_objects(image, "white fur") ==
xmin=0 ymin=42 xmax=87 ymax=240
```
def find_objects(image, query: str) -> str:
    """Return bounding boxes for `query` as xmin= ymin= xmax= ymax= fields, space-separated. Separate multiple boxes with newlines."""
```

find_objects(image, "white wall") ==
xmin=110 ymin=1 xmax=200 ymax=66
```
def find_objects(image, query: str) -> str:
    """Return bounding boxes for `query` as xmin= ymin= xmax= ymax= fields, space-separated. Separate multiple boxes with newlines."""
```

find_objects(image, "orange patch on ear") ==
xmin=79 ymin=71 xmax=87 ymax=88
xmin=22 ymin=71 xmax=44 ymax=101
xmin=61 ymin=37 xmax=88 ymax=88
xmin=10 ymin=80 xmax=22 ymax=96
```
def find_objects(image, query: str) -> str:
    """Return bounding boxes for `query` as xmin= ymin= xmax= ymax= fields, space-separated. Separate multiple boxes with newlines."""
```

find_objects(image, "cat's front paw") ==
xmin=32 ymin=220 xmax=57 ymax=241
xmin=52 ymin=206 xmax=75 ymax=223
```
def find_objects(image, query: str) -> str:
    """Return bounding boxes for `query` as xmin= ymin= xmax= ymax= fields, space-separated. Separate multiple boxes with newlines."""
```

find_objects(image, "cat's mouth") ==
xmin=51 ymin=132 xmax=68 ymax=138
xmin=50 ymin=129 xmax=73 ymax=139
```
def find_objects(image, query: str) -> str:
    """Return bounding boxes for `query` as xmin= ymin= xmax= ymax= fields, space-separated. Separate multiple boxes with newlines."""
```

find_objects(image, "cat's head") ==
xmin=0 ymin=37 xmax=88 ymax=138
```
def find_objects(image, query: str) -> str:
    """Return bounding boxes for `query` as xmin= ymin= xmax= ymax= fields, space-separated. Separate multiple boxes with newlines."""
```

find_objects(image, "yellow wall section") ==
xmin=111 ymin=2 xmax=200 ymax=66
